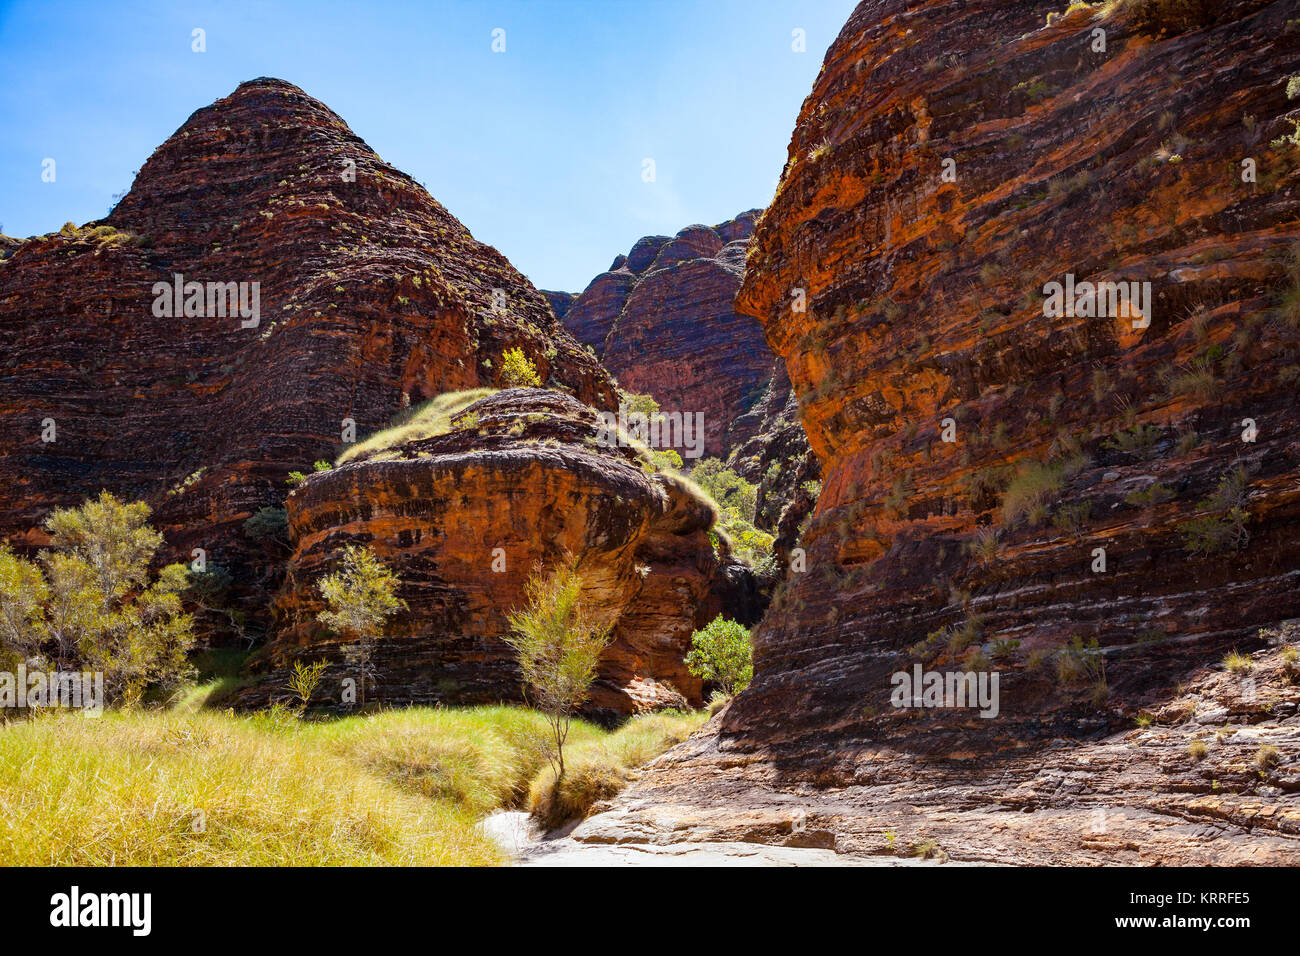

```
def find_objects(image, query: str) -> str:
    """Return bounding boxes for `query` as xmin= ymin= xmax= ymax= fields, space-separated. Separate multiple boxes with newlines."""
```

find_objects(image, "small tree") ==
xmin=685 ymin=616 xmax=753 ymax=697
xmin=505 ymin=563 xmax=612 ymax=779
xmin=286 ymin=658 xmax=329 ymax=712
xmin=316 ymin=545 xmax=405 ymax=708
xmin=498 ymin=347 xmax=542 ymax=388
xmin=0 ymin=491 xmax=194 ymax=701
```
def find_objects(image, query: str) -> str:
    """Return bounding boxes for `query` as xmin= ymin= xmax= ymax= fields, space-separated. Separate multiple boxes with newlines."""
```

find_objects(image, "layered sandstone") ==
xmin=562 ymin=211 xmax=816 ymax=532
xmin=0 ymin=78 xmax=613 ymax=633
xmin=240 ymin=388 xmax=747 ymax=716
xmin=562 ymin=212 xmax=783 ymax=461
xmin=595 ymin=0 xmax=1300 ymax=862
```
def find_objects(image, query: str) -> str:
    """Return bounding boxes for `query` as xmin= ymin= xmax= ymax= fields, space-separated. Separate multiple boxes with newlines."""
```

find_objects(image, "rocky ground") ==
xmin=561 ymin=638 xmax=1300 ymax=865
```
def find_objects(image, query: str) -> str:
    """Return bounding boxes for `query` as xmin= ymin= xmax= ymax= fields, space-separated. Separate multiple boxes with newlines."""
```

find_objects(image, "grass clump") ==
xmin=338 ymin=388 xmax=496 ymax=464
xmin=0 ymin=701 xmax=709 ymax=865
xmin=1001 ymin=460 xmax=1064 ymax=525
xmin=526 ymin=710 xmax=707 ymax=830
xmin=1255 ymin=744 xmax=1282 ymax=770
xmin=1223 ymin=651 xmax=1253 ymax=674
xmin=0 ymin=708 xmax=504 ymax=866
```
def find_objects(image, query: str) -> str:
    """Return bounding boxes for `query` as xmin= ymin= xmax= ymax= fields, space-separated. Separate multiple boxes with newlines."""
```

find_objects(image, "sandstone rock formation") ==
xmin=0 ymin=78 xmax=614 ymax=634
xmin=240 ymin=388 xmax=747 ymax=716
xmin=541 ymin=289 xmax=576 ymax=322
xmin=592 ymin=0 xmax=1300 ymax=862
xmin=561 ymin=211 xmax=817 ymax=534
xmin=562 ymin=211 xmax=781 ymax=461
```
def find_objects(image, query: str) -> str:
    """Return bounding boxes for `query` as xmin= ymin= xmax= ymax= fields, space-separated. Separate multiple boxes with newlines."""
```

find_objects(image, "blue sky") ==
xmin=0 ymin=0 xmax=857 ymax=292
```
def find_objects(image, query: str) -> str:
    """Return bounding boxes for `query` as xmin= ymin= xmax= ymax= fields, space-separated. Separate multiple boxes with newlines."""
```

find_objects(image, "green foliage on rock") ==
xmin=687 ymin=459 xmax=773 ymax=567
xmin=498 ymin=347 xmax=542 ymax=388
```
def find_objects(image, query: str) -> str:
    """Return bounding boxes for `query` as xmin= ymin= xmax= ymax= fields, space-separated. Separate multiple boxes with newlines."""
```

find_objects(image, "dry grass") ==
xmin=1001 ymin=461 xmax=1065 ymax=525
xmin=0 ymin=701 xmax=705 ymax=865
xmin=337 ymin=388 xmax=496 ymax=464
xmin=0 ymin=708 xmax=501 ymax=865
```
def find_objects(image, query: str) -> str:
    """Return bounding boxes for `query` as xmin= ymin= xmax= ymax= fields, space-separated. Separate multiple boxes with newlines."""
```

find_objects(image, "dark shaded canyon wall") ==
xmin=731 ymin=0 xmax=1300 ymax=753
xmin=0 ymin=78 xmax=613 ymax=632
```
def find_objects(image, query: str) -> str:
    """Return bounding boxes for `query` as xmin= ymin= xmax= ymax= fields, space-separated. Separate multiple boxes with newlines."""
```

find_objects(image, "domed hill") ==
xmin=578 ymin=0 xmax=1300 ymax=863
xmin=562 ymin=211 xmax=781 ymax=461
xmin=0 ymin=78 xmax=613 ymax=633
xmin=234 ymin=388 xmax=758 ymax=717
xmin=561 ymin=211 xmax=819 ymax=536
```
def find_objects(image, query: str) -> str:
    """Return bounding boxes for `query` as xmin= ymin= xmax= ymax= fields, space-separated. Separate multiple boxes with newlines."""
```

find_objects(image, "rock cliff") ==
xmin=0 ymin=78 xmax=613 ymax=634
xmin=562 ymin=212 xmax=781 ymax=461
xmin=239 ymin=388 xmax=746 ymax=716
xmin=591 ymin=0 xmax=1300 ymax=862
xmin=561 ymin=212 xmax=818 ymax=534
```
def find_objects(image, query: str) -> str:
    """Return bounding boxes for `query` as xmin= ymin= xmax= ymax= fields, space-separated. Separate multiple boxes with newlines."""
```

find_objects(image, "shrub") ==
xmin=1188 ymin=739 xmax=1208 ymax=762
xmin=1255 ymin=744 xmax=1281 ymax=770
xmin=1223 ymin=651 xmax=1253 ymax=674
xmin=0 ymin=492 xmax=194 ymax=701
xmin=1052 ymin=501 xmax=1092 ymax=536
xmin=1055 ymin=635 xmax=1104 ymax=688
xmin=690 ymin=458 xmax=757 ymax=517
xmin=619 ymin=391 xmax=660 ymax=418
xmin=312 ymin=460 xmax=332 ymax=473
xmin=505 ymin=563 xmax=612 ymax=779
xmin=686 ymin=459 xmax=771 ymax=567
xmin=317 ymin=545 xmax=407 ymax=708
xmin=286 ymin=470 xmax=308 ymax=488
xmin=685 ymin=616 xmax=753 ymax=697
xmin=286 ymin=659 xmax=329 ymax=710
xmin=498 ymin=347 xmax=542 ymax=388
xmin=1179 ymin=466 xmax=1250 ymax=556
xmin=243 ymin=506 xmax=288 ymax=543
xmin=1002 ymin=461 xmax=1064 ymax=525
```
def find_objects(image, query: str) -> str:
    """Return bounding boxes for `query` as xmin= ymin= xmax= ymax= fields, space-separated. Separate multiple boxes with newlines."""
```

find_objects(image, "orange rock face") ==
xmin=239 ymin=389 xmax=752 ymax=717
xmin=594 ymin=0 xmax=1300 ymax=862
xmin=0 ymin=78 xmax=613 ymax=631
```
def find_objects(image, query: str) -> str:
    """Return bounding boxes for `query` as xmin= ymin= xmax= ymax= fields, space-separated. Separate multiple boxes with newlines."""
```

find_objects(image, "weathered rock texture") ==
xmin=575 ymin=637 xmax=1300 ymax=864
xmin=240 ymin=389 xmax=746 ymax=716
xmin=562 ymin=212 xmax=817 ymax=532
xmin=562 ymin=211 xmax=787 ymax=462
xmin=0 ymin=78 xmax=613 ymax=633
xmin=541 ymin=289 xmax=576 ymax=322
xmin=598 ymin=0 xmax=1300 ymax=863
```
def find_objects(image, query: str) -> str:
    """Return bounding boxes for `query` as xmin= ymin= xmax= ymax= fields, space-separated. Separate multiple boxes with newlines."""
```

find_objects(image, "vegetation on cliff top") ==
xmin=336 ymin=388 xmax=497 ymax=464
